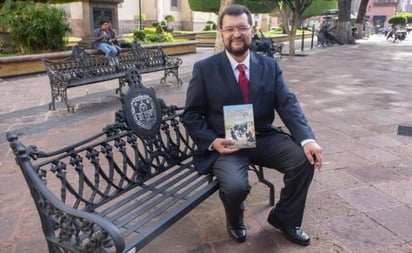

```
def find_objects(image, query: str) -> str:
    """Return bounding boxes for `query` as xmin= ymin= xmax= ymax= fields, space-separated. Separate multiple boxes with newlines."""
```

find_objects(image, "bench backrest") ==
xmin=118 ymin=43 xmax=168 ymax=69
xmin=7 ymin=69 xmax=195 ymax=214
xmin=43 ymin=46 xmax=118 ymax=82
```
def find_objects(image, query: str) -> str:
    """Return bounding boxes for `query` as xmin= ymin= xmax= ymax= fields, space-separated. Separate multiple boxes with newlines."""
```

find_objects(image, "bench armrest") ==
xmin=164 ymin=55 xmax=182 ymax=67
xmin=7 ymin=132 xmax=126 ymax=253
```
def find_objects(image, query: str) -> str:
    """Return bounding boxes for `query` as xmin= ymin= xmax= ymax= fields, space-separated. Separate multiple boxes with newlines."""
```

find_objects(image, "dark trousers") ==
xmin=212 ymin=132 xmax=314 ymax=227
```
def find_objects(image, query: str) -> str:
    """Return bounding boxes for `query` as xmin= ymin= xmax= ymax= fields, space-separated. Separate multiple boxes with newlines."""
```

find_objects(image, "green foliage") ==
xmin=155 ymin=24 xmax=164 ymax=34
xmin=388 ymin=12 xmax=412 ymax=25
xmin=203 ymin=20 xmax=216 ymax=31
xmin=0 ymin=0 xmax=80 ymax=4
xmin=188 ymin=0 xmax=221 ymax=13
xmin=133 ymin=30 xmax=145 ymax=41
xmin=0 ymin=0 xmax=71 ymax=53
xmin=133 ymin=27 xmax=173 ymax=43
xmin=164 ymin=14 xmax=175 ymax=23
xmin=302 ymin=0 xmax=338 ymax=18
xmin=188 ymin=0 xmax=277 ymax=14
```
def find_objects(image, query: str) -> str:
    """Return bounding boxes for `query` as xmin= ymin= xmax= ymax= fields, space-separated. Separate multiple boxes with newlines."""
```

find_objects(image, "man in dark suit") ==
xmin=182 ymin=4 xmax=323 ymax=246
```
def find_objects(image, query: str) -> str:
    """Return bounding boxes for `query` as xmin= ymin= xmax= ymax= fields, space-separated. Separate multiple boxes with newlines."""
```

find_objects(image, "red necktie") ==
xmin=237 ymin=64 xmax=249 ymax=103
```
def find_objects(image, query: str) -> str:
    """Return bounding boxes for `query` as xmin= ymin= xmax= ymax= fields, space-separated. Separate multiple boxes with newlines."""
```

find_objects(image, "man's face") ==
xmin=220 ymin=13 xmax=252 ymax=57
xmin=101 ymin=22 xmax=108 ymax=29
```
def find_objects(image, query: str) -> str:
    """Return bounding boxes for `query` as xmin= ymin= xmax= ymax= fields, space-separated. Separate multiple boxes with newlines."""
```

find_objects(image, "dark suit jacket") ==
xmin=183 ymin=51 xmax=315 ymax=174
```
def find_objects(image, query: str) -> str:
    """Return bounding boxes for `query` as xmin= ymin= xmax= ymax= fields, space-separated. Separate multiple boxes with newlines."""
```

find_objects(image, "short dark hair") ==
xmin=100 ymin=20 xmax=108 ymax=26
xmin=218 ymin=4 xmax=253 ymax=29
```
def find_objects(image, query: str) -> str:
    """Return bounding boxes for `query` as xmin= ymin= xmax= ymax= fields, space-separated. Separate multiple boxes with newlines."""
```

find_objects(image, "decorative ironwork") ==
xmin=43 ymin=44 xmax=182 ymax=112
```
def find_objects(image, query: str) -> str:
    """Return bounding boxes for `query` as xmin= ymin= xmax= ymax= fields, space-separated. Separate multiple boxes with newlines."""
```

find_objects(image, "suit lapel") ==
xmin=217 ymin=53 xmax=245 ymax=103
xmin=249 ymin=53 xmax=264 ymax=103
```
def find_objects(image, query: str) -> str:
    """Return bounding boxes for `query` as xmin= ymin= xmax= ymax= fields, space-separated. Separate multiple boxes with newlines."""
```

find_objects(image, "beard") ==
xmin=225 ymin=37 xmax=250 ymax=57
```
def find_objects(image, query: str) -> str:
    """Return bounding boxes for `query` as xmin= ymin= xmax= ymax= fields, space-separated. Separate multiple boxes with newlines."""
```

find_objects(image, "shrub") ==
xmin=203 ymin=20 xmax=217 ymax=31
xmin=133 ymin=27 xmax=173 ymax=43
xmin=0 ymin=0 xmax=71 ymax=54
xmin=133 ymin=30 xmax=145 ymax=42
xmin=164 ymin=15 xmax=175 ymax=23
xmin=155 ymin=24 xmax=164 ymax=34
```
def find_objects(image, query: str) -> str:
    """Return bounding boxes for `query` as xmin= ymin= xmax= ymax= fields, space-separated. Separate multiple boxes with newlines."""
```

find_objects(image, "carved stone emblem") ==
xmin=130 ymin=94 xmax=158 ymax=130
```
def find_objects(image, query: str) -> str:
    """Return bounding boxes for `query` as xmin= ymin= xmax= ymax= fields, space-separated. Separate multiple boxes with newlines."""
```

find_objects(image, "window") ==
xmin=171 ymin=0 xmax=178 ymax=7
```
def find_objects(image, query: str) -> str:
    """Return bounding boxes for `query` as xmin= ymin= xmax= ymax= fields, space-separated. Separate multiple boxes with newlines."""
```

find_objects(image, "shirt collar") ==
xmin=225 ymin=50 xmax=250 ymax=71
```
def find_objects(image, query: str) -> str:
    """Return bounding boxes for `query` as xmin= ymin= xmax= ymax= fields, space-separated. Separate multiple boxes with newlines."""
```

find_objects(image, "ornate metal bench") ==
xmin=118 ymin=43 xmax=183 ymax=86
xmin=7 ymin=68 xmax=274 ymax=253
xmin=43 ymin=44 xmax=183 ymax=113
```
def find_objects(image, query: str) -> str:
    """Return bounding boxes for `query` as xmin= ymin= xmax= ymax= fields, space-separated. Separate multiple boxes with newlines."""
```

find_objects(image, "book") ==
xmin=223 ymin=104 xmax=256 ymax=149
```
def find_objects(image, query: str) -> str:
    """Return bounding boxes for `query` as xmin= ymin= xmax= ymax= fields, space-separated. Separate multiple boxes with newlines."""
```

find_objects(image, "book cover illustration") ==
xmin=223 ymin=104 xmax=256 ymax=149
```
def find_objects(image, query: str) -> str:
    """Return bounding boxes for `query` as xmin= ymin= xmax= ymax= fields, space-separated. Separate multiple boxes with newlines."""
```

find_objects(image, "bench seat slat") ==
xmin=125 ymin=177 xmax=218 ymax=251
xmin=99 ymin=163 xmax=194 ymax=221
xmin=115 ymin=171 xmax=214 ymax=236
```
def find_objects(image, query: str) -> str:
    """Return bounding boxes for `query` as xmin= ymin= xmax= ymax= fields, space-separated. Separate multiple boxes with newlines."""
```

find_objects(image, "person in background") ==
xmin=183 ymin=4 xmax=322 ymax=247
xmin=94 ymin=20 xmax=121 ymax=58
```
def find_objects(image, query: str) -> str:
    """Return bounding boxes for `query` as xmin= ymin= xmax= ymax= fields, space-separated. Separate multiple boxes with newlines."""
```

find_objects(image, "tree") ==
xmin=191 ymin=0 xmax=337 ymax=56
xmin=0 ymin=0 xmax=71 ymax=53
xmin=336 ymin=0 xmax=354 ymax=44
xmin=275 ymin=0 xmax=314 ymax=56
xmin=302 ymin=0 xmax=337 ymax=18
xmin=189 ymin=0 xmax=277 ymax=14
xmin=0 ymin=0 xmax=79 ymax=4
xmin=214 ymin=0 xmax=234 ymax=54
xmin=355 ymin=0 xmax=368 ymax=39
xmin=388 ymin=13 xmax=412 ymax=25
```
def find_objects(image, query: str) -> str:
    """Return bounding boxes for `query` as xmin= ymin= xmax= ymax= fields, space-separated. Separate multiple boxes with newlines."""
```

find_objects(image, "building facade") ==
xmin=61 ymin=0 xmax=273 ymax=37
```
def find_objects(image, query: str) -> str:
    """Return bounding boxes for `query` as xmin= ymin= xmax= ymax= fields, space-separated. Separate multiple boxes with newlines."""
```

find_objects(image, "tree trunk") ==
xmin=279 ymin=3 xmax=297 ymax=56
xmin=288 ymin=7 xmax=302 ymax=56
xmin=336 ymin=0 xmax=354 ymax=44
xmin=355 ymin=0 xmax=369 ymax=39
xmin=214 ymin=0 xmax=236 ymax=54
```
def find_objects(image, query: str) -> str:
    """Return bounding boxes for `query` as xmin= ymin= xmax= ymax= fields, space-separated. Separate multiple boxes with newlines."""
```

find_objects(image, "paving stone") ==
xmin=323 ymin=213 xmax=403 ymax=250
xmin=346 ymin=165 xmax=404 ymax=183
xmin=12 ymin=237 xmax=48 ymax=253
xmin=336 ymin=185 xmax=402 ymax=212
xmin=0 ymin=242 xmax=13 ymax=253
xmin=306 ymin=191 xmax=358 ymax=222
xmin=383 ymin=160 xmax=412 ymax=177
xmin=321 ymin=152 xmax=373 ymax=171
xmin=367 ymin=206 xmax=412 ymax=242
xmin=0 ymin=211 xmax=22 ymax=241
xmin=353 ymin=147 xmax=400 ymax=164
xmin=211 ymin=233 xmax=279 ymax=253
xmin=358 ymin=134 xmax=404 ymax=148
xmin=313 ymin=169 xmax=365 ymax=191
xmin=374 ymin=178 xmax=412 ymax=206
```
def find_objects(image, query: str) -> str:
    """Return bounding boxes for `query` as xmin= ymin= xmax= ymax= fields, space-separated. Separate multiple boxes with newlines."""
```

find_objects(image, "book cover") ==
xmin=223 ymin=104 xmax=256 ymax=149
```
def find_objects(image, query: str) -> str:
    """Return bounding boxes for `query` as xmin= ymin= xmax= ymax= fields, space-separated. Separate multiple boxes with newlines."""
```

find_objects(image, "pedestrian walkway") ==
xmin=1 ymin=34 xmax=412 ymax=253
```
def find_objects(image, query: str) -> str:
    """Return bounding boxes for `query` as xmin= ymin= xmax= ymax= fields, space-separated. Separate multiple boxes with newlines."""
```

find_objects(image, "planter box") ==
xmin=0 ymin=41 xmax=197 ymax=78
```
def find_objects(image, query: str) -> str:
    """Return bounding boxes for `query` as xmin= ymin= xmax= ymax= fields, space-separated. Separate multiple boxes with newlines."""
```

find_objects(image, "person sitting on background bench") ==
xmin=250 ymin=26 xmax=274 ymax=57
xmin=107 ymin=22 xmax=132 ymax=49
xmin=94 ymin=20 xmax=121 ymax=58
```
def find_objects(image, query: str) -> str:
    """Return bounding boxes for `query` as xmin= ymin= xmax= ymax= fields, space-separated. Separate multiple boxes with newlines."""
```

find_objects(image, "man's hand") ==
xmin=212 ymin=138 xmax=239 ymax=155
xmin=303 ymin=141 xmax=323 ymax=170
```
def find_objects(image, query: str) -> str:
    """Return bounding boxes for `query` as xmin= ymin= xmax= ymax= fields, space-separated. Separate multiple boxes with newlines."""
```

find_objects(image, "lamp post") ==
xmin=138 ymin=0 xmax=142 ymax=30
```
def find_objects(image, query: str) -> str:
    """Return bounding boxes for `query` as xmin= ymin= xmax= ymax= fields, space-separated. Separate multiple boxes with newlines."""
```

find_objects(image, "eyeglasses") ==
xmin=221 ymin=26 xmax=251 ymax=34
